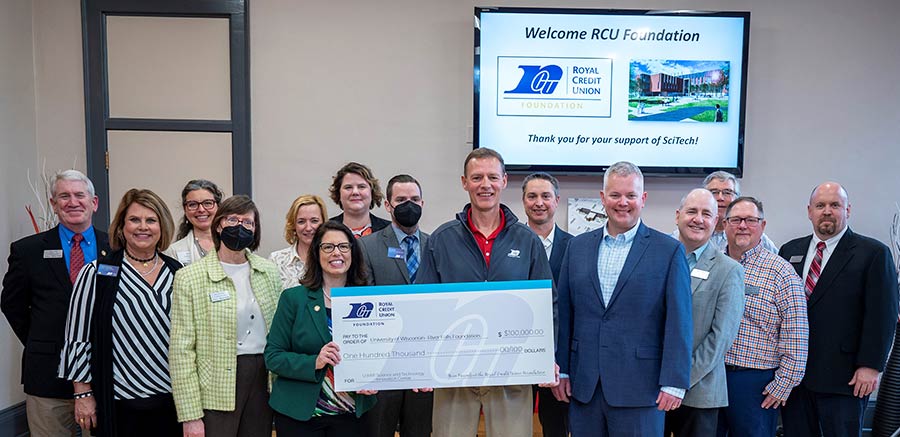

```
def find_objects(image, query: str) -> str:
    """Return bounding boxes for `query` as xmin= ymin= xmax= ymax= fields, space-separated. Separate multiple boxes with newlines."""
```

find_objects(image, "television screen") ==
xmin=474 ymin=8 xmax=751 ymax=176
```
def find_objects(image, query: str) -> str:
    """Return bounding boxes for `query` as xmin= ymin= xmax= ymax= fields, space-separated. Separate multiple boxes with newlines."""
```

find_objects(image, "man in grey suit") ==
xmin=359 ymin=174 xmax=432 ymax=437
xmin=665 ymin=188 xmax=745 ymax=436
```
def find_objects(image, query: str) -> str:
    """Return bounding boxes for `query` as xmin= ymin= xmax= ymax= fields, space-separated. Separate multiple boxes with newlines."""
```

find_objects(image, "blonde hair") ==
xmin=109 ymin=189 xmax=175 ymax=251
xmin=283 ymin=194 xmax=328 ymax=244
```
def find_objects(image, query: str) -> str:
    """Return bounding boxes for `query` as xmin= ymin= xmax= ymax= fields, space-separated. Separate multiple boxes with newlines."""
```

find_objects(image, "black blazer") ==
xmin=1 ymin=225 xmax=110 ymax=398
xmin=779 ymin=228 xmax=899 ymax=395
xmin=329 ymin=212 xmax=391 ymax=234
xmin=549 ymin=225 xmax=574 ymax=284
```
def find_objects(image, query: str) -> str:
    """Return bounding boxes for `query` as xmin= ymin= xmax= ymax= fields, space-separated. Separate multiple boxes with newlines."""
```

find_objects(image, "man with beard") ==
xmin=779 ymin=182 xmax=898 ymax=437
xmin=359 ymin=174 xmax=432 ymax=437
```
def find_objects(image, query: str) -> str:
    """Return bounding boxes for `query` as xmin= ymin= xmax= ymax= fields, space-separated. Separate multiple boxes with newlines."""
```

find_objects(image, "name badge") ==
xmin=43 ymin=249 xmax=63 ymax=259
xmin=690 ymin=269 xmax=710 ymax=280
xmin=209 ymin=290 xmax=231 ymax=303
xmin=387 ymin=247 xmax=406 ymax=259
xmin=745 ymin=284 xmax=760 ymax=296
xmin=789 ymin=255 xmax=803 ymax=263
xmin=97 ymin=264 xmax=119 ymax=277
xmin=176 ymin=251 xmax=192 ymax=264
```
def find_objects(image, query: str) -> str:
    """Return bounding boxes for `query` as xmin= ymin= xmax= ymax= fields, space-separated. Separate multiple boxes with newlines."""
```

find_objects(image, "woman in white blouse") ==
xmin=60 ymin=188 xmax=182 ymax=436
xmin=164 ymin=179 xmax=223 ymax=266
xmin=268 ymin=194 xmax=328 ymax=289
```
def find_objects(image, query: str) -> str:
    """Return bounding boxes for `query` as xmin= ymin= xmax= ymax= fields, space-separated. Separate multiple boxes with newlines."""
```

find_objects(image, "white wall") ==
xmin=251 ymin=0 xmax=900 ymax=255
xmin=0 ymin=0 xmax=38 ymax=409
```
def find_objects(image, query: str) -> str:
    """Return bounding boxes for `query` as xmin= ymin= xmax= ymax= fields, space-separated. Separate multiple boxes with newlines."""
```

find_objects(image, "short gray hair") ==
xmin=603 ymin=161 xmax=643 ymax=190
xmin=51 ymin=170 xmax=95 ymax=198
xmin=703 ymin=171 xmax=740 ymax=196
xmin=522 ymin=172 xmax=560 ymax=197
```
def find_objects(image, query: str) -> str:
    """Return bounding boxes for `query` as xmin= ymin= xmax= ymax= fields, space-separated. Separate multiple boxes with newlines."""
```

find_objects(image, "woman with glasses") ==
xmin=265 ymin=221 xmax=377 ymax=436
xmin=60 ymin=188 xmax=182 ymax=436
xmin=269 ymin=194 xmax=328 ymax=290
xmin=169 ymin=195 xmax=282 ymax=437
xmin=164 ymin=179 xmax=224 ymax=266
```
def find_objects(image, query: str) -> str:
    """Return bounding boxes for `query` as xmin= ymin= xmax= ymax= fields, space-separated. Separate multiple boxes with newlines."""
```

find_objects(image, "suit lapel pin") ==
xmin=100 ymin=250 xmax=107 ymax=256
xmin=314 ymin=305 xmax=321 ymax=312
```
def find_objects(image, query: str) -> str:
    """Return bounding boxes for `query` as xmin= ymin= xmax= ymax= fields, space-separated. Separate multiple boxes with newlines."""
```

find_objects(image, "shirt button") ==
xmin=250 ymin=315 xmax=255 ymax=319
xmin=246 ymin=330 xmax=251 ymax=334
xmin=238 ymin=342 xmax=243 ymax=346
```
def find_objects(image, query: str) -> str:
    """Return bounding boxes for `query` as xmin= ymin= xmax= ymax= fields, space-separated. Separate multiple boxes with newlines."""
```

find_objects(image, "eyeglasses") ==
xmin=185 ymin=200 xmax=216 ymax=211
xmin=709 ymin=189 xmax=737 ymax=197
xmin=223 ymin=216 xmax=255 ymax=229
xmin=724 ymin=216 xmax=762 ymax=226
xmin=319 ymin=242 xmax=351 ymax=253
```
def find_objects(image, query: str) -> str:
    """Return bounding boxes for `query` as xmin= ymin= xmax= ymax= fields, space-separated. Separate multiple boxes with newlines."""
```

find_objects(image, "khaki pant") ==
xmin=432 ymin=385 xmax=532 ymax=437
xmin=25 ymin=395 xmax=77 ymax=437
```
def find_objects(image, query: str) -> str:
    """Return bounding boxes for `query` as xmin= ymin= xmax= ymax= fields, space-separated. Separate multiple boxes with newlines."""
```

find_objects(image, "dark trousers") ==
xmin=113 ymin=393 xmax=180 ymax=437
xmin=533 ymin=385 xmax=569 ymax=437
xmin=569 ymin=380 xmax=663 ymax=437
xmin=362 ymin=389 xmax=433 ymax=437
xmin=274 ymin=411 xmax=363 ymax=437
xmin=666 ymin=405 xmax=719 ymax=437
xmin=717 ymin=368 xmax=778 ymax=437
xmin=781 ymin=384 xmax=868 ymax=437
xmin=202 ymin=354 xmax=273 ymax=437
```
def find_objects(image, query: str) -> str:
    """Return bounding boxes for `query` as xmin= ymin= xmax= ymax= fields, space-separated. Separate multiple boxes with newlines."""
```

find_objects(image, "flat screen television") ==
xmin=474 ymin=7 xmax=751 ymax=176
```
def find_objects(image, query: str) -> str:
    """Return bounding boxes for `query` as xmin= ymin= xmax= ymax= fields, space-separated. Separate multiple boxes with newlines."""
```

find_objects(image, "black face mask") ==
xmin=220 ymin=225 xmax=254 ymax=251
xmin=392 ymin=201 xmax=422 ymax=228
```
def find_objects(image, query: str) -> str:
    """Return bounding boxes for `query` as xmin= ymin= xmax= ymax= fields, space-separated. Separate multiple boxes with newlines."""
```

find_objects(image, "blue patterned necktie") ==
xmin=403 ymin=235 xmax=419 ymax=283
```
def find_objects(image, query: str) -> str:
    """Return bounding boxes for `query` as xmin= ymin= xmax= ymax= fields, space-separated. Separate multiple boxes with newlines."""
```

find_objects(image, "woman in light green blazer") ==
xmin=265 ymin=221 xmax=377 ymax=436
xmin=169 ymin=195 xmax=282 ymax=437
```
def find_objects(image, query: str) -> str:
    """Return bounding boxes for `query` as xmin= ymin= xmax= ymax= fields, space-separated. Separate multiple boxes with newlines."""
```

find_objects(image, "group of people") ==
xmin=1 ymin=147 xmax=897 ymax=437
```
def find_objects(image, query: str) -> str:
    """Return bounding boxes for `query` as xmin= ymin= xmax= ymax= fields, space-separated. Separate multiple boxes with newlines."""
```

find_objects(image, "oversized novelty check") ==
xmin=332 ymin=280 xmax=555 ymax=391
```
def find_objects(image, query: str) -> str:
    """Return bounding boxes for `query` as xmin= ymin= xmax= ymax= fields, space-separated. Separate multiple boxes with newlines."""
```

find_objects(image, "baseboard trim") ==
xmin=0 ymin=401 xmax=28 ymax=437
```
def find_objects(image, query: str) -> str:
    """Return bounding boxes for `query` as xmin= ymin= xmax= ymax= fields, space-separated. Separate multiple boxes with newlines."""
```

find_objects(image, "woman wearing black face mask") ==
xmin=169 ymin=195 xmax=282 ymax=437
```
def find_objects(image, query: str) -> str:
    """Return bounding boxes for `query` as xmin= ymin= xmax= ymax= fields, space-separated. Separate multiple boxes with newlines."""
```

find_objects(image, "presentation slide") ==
xmin=476 ymin=9 xmax=749 ymax=173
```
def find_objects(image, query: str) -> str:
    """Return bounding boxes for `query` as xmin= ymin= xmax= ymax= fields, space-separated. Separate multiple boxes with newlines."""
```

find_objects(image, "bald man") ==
xmin=779 ymin=182 xmax=899 ymax=437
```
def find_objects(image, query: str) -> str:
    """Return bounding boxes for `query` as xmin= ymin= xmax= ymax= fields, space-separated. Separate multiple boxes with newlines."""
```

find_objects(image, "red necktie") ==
xmin=70 ymin=233 xmax=84 ymax=284
xmin=804 ymin=241 xmax=826 ymax=299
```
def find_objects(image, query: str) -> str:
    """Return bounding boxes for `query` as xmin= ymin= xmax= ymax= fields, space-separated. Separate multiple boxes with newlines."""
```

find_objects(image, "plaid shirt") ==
xmin=725 ymin=242 xmax=808 ymax=401
xmin=168 ymin=249 xmax=282 ymax=422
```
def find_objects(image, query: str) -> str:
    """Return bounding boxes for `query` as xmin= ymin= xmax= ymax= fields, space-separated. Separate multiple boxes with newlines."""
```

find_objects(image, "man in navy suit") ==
xmin=521 ymin=172 xmax=573 ymax=437
xmin=779 ymin=182 xmax=898 ymax=437
xmin=552 ymin=161 xmax=693 ymax=436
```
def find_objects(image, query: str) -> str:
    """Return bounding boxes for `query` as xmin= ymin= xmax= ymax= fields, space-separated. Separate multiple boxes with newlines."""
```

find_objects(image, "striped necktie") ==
xmin=403 ymin=235 xmax=418 ymax=283
xmin=804 ymin=241 xmax=826 ymax=299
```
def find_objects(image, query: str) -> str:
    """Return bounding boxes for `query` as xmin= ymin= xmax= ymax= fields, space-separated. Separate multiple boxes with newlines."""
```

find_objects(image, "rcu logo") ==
xmin=343 ymin=302 xmax=374 ymax=319
xmin=505 ymin=65 xmax=563 ymax=95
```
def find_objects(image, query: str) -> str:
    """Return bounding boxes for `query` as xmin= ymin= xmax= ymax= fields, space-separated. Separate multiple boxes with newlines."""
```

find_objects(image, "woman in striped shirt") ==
xmin=59 ymin=188 xmax=182 ymax=436
xmin=265 ymin=221 xmax=377 ymax=436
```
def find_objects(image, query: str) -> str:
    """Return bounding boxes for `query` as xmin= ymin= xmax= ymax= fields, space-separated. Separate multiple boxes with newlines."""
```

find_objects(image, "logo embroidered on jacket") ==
xmin=507 ymin=249 xmax=521 ymax=258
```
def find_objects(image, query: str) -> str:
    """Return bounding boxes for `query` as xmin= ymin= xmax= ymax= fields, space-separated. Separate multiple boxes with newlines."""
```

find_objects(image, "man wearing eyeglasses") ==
xmin=674 ymin=171 xmax=778 ymax=254
xmin=359 ymin=174 xmax=433 ymax=437
xmin=778 ymin=183 xmax=898 ymax=437
xmin=719 ymin=196 xmax=808 ymax=437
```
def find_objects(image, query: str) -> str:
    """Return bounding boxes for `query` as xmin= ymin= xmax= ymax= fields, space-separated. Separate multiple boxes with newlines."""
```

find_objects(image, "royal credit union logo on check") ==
xmin=497 ymin=57 xmax=613 ymax=118
xmin=343 ymin=302 xmax=374 ymax=319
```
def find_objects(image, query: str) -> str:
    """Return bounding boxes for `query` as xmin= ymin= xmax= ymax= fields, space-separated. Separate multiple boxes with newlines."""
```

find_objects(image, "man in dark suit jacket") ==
xmin=521 ymin=172 xmax=572 ymax=437
xmin=2 ymin=170 xmax=109 ymax=436
xmin=552 ymin=162 xmax=692 ymax=436
xmin=359 ymin=174 xmax=432 ymax=437
xmin=779 ymin=182 xmax=899 ymax=437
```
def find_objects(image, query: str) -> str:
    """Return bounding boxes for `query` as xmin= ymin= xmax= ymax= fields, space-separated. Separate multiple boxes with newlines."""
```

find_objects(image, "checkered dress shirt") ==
xmin=724 ymin=242 xmax=808 ymax=401
xmin=597 ymin=222 xmax=640 ymax=305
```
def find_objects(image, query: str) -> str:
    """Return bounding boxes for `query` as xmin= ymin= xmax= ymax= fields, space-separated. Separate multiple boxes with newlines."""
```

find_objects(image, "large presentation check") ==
xmin=331 ymin=280 xmax=555 ymax=392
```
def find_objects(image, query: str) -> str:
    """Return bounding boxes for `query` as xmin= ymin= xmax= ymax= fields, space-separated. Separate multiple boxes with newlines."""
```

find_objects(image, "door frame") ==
xmin=82 ymin=0 xmax=251 ymax=226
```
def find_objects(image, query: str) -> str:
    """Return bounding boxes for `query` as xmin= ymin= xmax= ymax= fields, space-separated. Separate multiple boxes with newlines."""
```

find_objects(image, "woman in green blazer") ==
xmin=265 ymin=221 xmax=377 ymax=436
